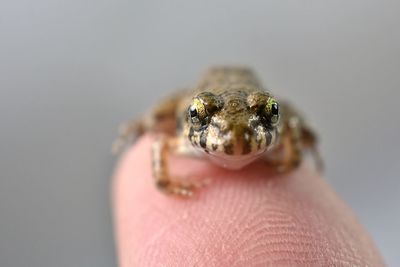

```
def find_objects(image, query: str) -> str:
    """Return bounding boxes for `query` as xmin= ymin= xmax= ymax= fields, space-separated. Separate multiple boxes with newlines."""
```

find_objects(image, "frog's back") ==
xmin=195 ymin=66 xmax=262 ymax=95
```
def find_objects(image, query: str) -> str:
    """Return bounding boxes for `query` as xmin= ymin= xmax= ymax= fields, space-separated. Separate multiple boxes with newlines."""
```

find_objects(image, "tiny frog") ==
xmin=113 ymin=67 xmax=322 ymax=196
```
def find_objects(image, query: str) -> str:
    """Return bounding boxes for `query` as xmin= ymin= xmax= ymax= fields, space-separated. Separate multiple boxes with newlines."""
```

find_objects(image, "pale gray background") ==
xmin=0 ymin=0 xmax=399 ymax=266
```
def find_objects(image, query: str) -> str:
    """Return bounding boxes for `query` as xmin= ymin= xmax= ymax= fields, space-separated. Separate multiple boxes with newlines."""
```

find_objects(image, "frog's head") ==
xmin=187 ymin=90 xmax=280 ymax=169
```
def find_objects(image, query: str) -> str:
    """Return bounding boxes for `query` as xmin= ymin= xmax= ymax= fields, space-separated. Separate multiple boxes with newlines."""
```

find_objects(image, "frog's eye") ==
xmin=264 ymin=98 xmax=280 ymax=125
xmin=188 ymin=98 xmax=207 ymax=128
xmin=188 ymin=92 xmax=223 ymax=129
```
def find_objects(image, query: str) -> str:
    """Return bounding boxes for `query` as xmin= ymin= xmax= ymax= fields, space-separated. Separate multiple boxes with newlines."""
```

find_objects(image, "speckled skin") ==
xmin=185 ymin=67 xmax=278 ymax=163
xmin=113 ymin=67 xmax=320 ymax=196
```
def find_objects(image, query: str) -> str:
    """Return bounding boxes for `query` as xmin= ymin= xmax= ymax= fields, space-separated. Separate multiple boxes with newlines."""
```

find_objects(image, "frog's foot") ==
xmin=273 ymin=160 xmax=301 ymax=173
xmin=152 ymin=136 xmax=208 ymax=197
xmin=156 ymin=179 xmax=206 ymax=197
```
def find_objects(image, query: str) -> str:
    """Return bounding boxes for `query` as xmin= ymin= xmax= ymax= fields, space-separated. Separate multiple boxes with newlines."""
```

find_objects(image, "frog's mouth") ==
xmin=206 ymin=150 xmax=267 ymax=169
xmin=194 ymin=124 xmax=278 ymax=169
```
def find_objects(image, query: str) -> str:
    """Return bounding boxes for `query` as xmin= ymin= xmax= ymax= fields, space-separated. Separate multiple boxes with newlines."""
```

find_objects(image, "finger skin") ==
xmin=113 ymin=135 xmax=385 ymax=267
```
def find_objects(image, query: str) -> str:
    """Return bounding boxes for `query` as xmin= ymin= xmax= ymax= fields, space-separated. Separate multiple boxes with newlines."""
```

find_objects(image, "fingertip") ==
xmin=113 ymin=135 xmax=385 ymax=267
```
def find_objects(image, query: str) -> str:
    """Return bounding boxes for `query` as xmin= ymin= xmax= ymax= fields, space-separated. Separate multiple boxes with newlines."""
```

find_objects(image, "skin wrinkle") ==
xmin=226 ymin=212 xmax=313 ymax=256
xmin=232 ymin=193 xmax=329 ymax=259
xmin=140 ymin=205 xmax=219 ymax=265
xmin=239 ymin=232 xmax=325 ymax=263
xmin=113 ymin=135 xmax=385 ymax=267
xmin=238 ymin=228 xmax=318 ymax=253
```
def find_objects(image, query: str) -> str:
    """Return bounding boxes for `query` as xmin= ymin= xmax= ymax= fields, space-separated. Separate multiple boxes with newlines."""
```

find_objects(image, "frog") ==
xmin=113 ymin=67 xmax=322 ymax=197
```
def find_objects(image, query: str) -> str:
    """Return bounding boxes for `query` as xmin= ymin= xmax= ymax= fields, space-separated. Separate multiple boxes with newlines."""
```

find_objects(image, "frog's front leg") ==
xmin=264 ymin=116 xmax=322 ymax=173
xmin=112 ymin=90 xmax=187 ymax=154
xmin=152 ymin=135 xmax=206 ymax=197
xmin=266 ymin=117 xmax=302 ymax=172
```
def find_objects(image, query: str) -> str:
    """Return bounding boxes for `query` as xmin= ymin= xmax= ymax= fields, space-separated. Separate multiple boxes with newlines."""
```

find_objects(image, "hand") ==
xmin=113 ymin=135 xmax=385 ymax=266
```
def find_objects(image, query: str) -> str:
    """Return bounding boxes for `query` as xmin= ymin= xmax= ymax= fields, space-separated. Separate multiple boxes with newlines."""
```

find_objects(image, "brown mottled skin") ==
xmin=113 ymin=67 xmax=320 ymax=196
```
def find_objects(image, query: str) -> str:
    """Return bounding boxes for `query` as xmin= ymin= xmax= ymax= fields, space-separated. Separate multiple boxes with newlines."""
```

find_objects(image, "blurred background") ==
xmin=1 ymin=0 xmax=399 ymax=266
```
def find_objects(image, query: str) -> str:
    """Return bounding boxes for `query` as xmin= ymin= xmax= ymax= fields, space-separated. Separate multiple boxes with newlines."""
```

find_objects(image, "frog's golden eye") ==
xmin=265 ymin=97 xmax=280 ymax=125
xmin=188 ymin=98 xmax=207 ymax=127
xmin=188 ymin=92 xmax=223 ymax=129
